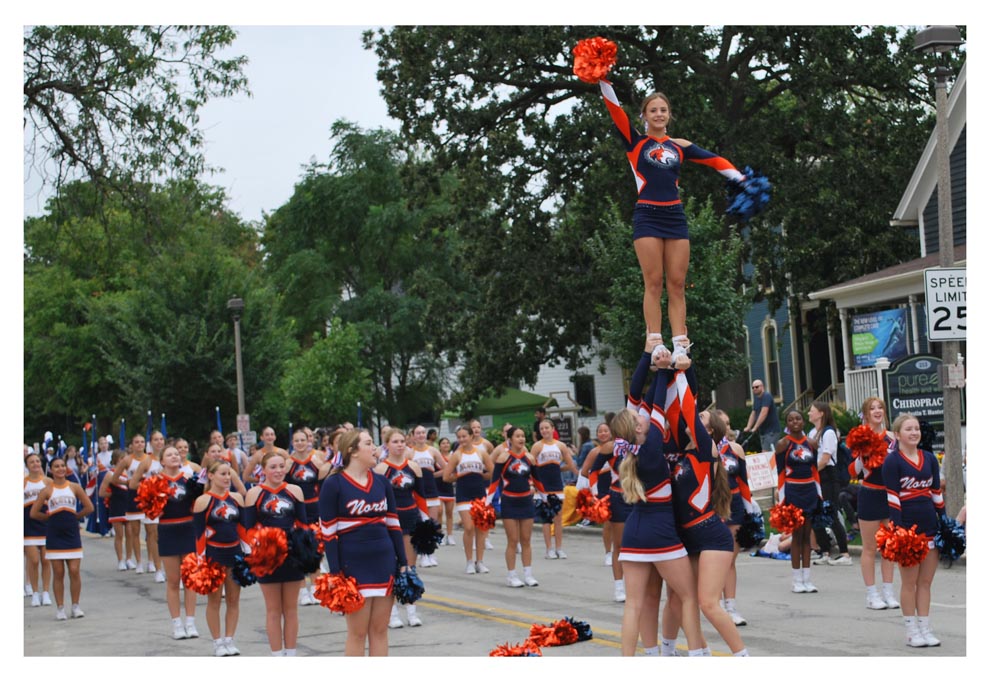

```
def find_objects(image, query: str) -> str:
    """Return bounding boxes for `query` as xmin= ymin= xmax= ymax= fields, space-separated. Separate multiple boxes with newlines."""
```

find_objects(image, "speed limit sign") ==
xmin=924 ymin=268 xmax=967 ymax=341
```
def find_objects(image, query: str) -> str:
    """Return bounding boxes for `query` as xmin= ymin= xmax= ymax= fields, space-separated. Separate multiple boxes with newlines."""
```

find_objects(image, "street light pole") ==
xmin=914 ymin=26 xmax=964 ymax=517
xmin=227 ymin=297 xmax=247 ymax=419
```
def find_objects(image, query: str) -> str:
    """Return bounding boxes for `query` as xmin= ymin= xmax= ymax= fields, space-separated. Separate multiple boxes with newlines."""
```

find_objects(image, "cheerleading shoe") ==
xmin=523 ymin=574 xmax=539 ymax=587
xmin=71 ymin=604 xmax=84 ymax=618
xmin=31 ymin=593 xmax=41 ymax=607
xmin=134 ymin=562 xmax=145 ymax=574
xmin=555 ymin=548 xmax=567 ymax=559
xmin=614 ymin=581 xmax=626 ymax=603
xmin=155 ymin=569 xmax=166 ymax=583
xmin=172 ymin=621 xmax=188 ymax=640
xmin=827 ymin=554 xmax=852 ymax=566
xmin=802 ymin=579 xmax=818 ymax=593
xmin=388 ymin=605 xmax=404 ymax=629
xmin=866 ymin=591 xmax=887 ymax=610
xmin=670 ymin=339 xmax=693 ymax=370
xmin=729 ymin=607 xmax=747 ymax=626
xmin=428 ymin=553 xmax=438 ymax=567
xmin=604 ymin=551 xmax=613 ymax=566
xmin=475 ymin=561 xmax=490 ymax=574
xmin=416 ymin=555 xmax=426 ymax=568
xmin=41 ymin=591 xmax=52 ymax=605
xmin=446 ymin=536 xmax=456 ymax=546
xmin=485 ymin=538 xmax=494 ymax=550
xmin=55 ymin=608 xmax=67 ymax=621
xmin=24 ymin=584 xmax=32 ymax=597
xmin=506 ymin=574 xmax=524 ymax=588
xmin=185 ymin=620 xmax=200 ymax=638
xmin=117 ymin=560 xmax=128 ymax=571
xmin=406 ymin=604 xmax=423 ymax=627
xmin=545 ymin=549 xmax=558 ymax=560
xmin=882 ymin=586 xmax=900 ymax=609
xmin=904 ymin=618 xmax=927 ymax=648
xmin=214 ymin=640 xmax=229 ymax=657
xmin=126 ymin=558 xmax=137 ymax=570
xmin=465 ymin=562 xmax=476 ymax=575
xmin=792 ymin=579 xmax=807 ymax=593
xmin=223 ymin=638 xmax=240 ymax=655
xmin=918 ymin=620 xmax=941 ymax=647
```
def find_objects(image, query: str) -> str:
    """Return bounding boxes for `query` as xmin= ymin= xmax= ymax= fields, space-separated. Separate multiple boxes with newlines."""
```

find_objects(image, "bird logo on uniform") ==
xmin=214 ymin=503 xmax=236 ymax=520
xmin=508 ymin=459 xmax=530 ymax=476
xmin=263 ymin=496 xmax=292 ymax=516
xmin=647 ymin=144 xmax=678 ymax=167
xmin=792 ymin=445 xmax=814 ymax=464
xmin=390 ymin=471 xmax=412 ymax=489
xmin=290 ymin=465 xmax=315 ymax=482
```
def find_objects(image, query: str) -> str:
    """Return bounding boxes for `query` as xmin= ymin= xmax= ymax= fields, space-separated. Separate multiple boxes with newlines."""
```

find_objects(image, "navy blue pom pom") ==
xmin=934 ymin=513 xmax=966 ymax=563
xmin=410 ymin=518 xmax=445 ymax=555
xmin=810 ymin=500 xmax=835 ymax=530
xmin=393 ymin=568 xmax=426 ymax=605
xmin=232 ymin=554 xmax=258 ymax=587
xmin=535 ymin=493 xmax=563 ymax=523
xmin=564 ymin=617 xmax=593 ymax=642
xmin=735 ymin=512 xmax=766 ymax=549
xmin=725 ymin=167 xmax=771 ymax=221
xmin=286 ymin=527 xmax=323 ymax=574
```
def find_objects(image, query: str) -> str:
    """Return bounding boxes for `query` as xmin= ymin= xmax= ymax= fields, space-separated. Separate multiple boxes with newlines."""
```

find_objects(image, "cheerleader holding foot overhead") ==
xmin=775 ymin=410 xmax=823 ymax=595
xmin=375 ymin=428 xmax=428 ymax=628
xmin=442 ymin=425 xmax=494 ymax=575
xmin=531 ymin=419 xmax=578 ymax=560
xmin=243 ymin=451 xmax=309 ymax=656
xmin=285 ymin=429 xmax=325 ymax=607
xmin=24 ymin=452 xmax=52 ymax=608
xmin=883 ymin=414 xmax=945 ymax=648
xmin=193 ymin=460 xmax=249 ymax=657
xmin=595 ymin=75 xmax=747 ymax=369
xmin=657 ymin=363 xmax=748 ymax=656
xmin=30 ymin=457 xmax=94 ymax=621
xmin=409 ymin=424 xmax=444 ymax=566
xmin=489 ymin=426 xmax=539 ymax=588
xmin=853 ymin=397 xmax=900 ymax=610
xmin=319 ymin=429 xmax=409 ymax=657
xmin=611 ymin=349 xmax=705 ymax=657
xmin=140 ymin=446 xmax=202 ymax=640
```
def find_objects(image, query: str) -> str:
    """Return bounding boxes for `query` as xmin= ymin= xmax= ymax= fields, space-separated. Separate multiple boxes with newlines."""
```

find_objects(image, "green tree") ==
xmin=24 ymin=26 xmax=248 ymax=202
xmin=281 ymin=320 xmax=372 ymax=426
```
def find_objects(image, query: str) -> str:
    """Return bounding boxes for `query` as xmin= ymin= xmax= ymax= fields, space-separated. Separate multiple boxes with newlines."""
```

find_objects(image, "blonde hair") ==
xmin=610 ymin=410 xmax=647 ymax=505
xmin=335 ymin=429 xmax=369 ymax=472
xmin=861 ymin=396 xmax=888 ymax=428
xmin=891 ymin=413 xmax=919 ymax=436
xmin=704 ymin=410 xmax=732 ymax=520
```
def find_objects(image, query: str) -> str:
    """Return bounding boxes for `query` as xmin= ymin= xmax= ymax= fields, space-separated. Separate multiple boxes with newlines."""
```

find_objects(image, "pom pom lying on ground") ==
xmin=489 ymin=641 xmax=542 ymax=657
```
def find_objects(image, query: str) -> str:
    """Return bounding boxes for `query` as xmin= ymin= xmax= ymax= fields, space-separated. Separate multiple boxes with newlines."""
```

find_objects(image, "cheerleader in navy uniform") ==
xmin=144 ymin=446 xmax=202 ymax=640
xmin=531 ymin=419 xmax=579 ymax=559
xmin=30 ymin=457 xmax=94 ymax=620
xmin=319 ymin=429 xmax=409 ymax=657
xmin=243 ymin=451 xmax=309 ymax=656
xmin=716 ymin=409 xmax=756 ymax=627
xmin=578 ymin=423 xmax=616 ymax=570
xmin=85 ymin=436 xmax=113 ymax=536
xmin=435 ymin=437 xmax=456 ymax=545
xmin=131 ymin=430 xmax=166 ymax=582
xmin=409 ymin=424 xmax=444 ymax=566
xmin=285 ymin=429 xmax=325 ymax=606
xmin=99 ymin=449 xmax=129 ymax=570
xmin=375 ymin=428 xmax=428 ymax=628
xmin=853 ymin=396 xmax=900 ymax=610
xmin=775 ymin=410 xmax=823 ymax=594
xmin=442 ymin=425 xmax=494 ymax=574
xmin=883 ymin=414 xmax=946 ymax=647
xmin=610 ymin=351 xmax=703 ymax=657
xmin=193 ymin=459 xmax=249 ymax=656
xmin=23 ymin=452 xmax=52 ymax=608
xmin=109 ymin=434 xmax=149 ymax=571
xmin=488 ymin=426 xmax=539 ymax=588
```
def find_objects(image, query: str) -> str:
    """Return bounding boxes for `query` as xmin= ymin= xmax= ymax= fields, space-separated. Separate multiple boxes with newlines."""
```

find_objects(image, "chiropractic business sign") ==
xmin=851 ymin=308 xmax=908 ymax=368
xmin=882 ymin=354 xmax=966 ymax=453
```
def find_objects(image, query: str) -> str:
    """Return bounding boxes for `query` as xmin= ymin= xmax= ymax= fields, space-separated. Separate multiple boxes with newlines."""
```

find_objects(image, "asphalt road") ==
xmin=22 ymin=523 xmax=966 ymax=658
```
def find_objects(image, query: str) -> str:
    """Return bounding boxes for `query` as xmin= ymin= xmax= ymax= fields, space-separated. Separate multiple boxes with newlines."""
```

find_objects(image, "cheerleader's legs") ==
xmin=899 ymin=550 xmax=938 ymax=618
xmin=459 ymin=510 xmax=475 ymax=563
xmin=50 ymin=559 xmax=66 ymax=608
xmin=442 ymin=500 xmax=455 ymax=539
xmin=662 ymin=238 xmax=690 ymax=338
xmin=656 ymin=556 xmax=705 ymax=652
xmin=65 ymin=558 xmax=82 ymax=606
xmin=162 ymin=555 xmax=196 ymax=619
xmin=633 ymin=237 xmax=665 ymax=336
xmin=693 ymin=551 xmax=744 ymax=653
xmin=859 ymin=518 xmax=895 ymax=587
xmin=503 ymin=519 xmax=533 ymax=570
xmin=723 ymin=526 xmax=741 ymax=600
xmin=24 ymin=546 xmax=49 ymax=593
xmin=790 ymin=521 xmax=813 ymax=569
xmin=125 ymin=519 xmax=141 ymax=564
xmin=638 ymin=568 xmax=662 ymax=651
xmin=206 ymin=575 xmax=240 ymax=640
xmin=344 ymin=595 xmax=392 ymax=656
xmin=602 ymin=521 xmax=612 ymax=553
xmin=144 ymin=524 xmax=160 ymax=569
xmin=542 ymin=511 xmax=563 ymax=552
xmin=619 ymin=561 xmax=653 ymax=656
xmin=260 ymin=580 xmax=302 ymax=652
xmin=610 ymin=523 xmax=624 ymax=581
xmin=111 ymin=521 xmax=125 ymax=562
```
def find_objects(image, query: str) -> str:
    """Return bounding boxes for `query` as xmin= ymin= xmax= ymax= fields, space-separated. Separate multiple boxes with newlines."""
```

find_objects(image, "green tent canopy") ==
xmin=474 ymin=388 xmax=557 ymax=416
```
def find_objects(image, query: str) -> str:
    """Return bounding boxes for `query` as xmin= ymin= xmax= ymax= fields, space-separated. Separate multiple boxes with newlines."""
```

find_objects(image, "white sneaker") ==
xmin=811 ymin=552 xmax=830 ymax=565
xmin=882 ymin=588 xmax=900 ymax=609
xmin=41 ymin=592 xmax=52 ymax=605
xmin=31 ymin=593 xmax=41 ymax=607
xmin=173 ymin=622 xmax=188 ymax=640
xmin=446 ymin=536 xmax=456 ymax=546
xmin=225 ymin=640 xmax=240 ymax=656
xmin=827 ymin=554 xmax=852 ymax=566
xmin=214 ymin=641 xmax=229 ymax=657
xmin=406 ymin=606 xmax=422 ymax=627
xmin=185 ymin=621 xmax=199 ymax=638
xmin=506 ymin=574 xmax=525 ymax=588
xmin=614 ymin=583 xmax=626 ymax=602
xmin=155 ymin=569 xmax=166 ymax=583
xmin=866 ymin=592 xmax=887 ymax=610
xmin=905 ymin=622 xmax=927 ymax=648
xmin=670 ymin=342 xmax=692 ymax=369
xmin=475 ymin=561 xmax=490 ymax=574
xmin=545 ymin=549 xmax=558 ymax=560
xmin=117 ymin=560 xmax=128 ymax=571
xmin=729 ymin=608 xmax=747 ymax=626
xmin=125 ymin=558 xmax=137 ymax=570
xmin=919 ymin=624 xmax=941 ymax=647
xmin=803 ymin=580 xmax=818 ymax=593
xmin=485 ymin=538 xmax=494 ymax=550
xmin=299 ymin=588 xmax=314 ymax=606
xmin=55 ymin=608 xmax=67 ymax=621
xmin=428 ymin=554 xmax=438 ymax=567
xmin=71 ymin=604 xmax=84 ymax=618
xmin=523 ymin=574 xmax=539 ymax=587
xmin=134 ymin=562 xmax=145 ymax=574
xmin=650 ymin=342 xmax=671 ymax=368
xmin=555 ymin=548 xmax=567 ymax=559
xmin=792 ymin=580 xmax=807 ymax=593
xmin=465 ymin=562 xmax=476 ymax=575
xmin=147 ymin=561 xmax=156 ymax=573
xmin=24 ymin=584 xmax=33 ymax=597
xmin=388 ymin=608 xmax=404 ymax=629
xmin=604 ymin=551 xmax=613 ymax=567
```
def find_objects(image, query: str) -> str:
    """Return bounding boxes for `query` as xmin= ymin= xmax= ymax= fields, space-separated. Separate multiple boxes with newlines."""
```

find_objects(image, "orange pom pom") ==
xmin=877 ymin=522 xmax=929 ymax=567
xmin=135 ymin=475 xmax=170 ymax=520
xmin=180 ymin=554 xmax=227 ymax=595
xmin=846 ymin=425 xmax=888 ymax=471
xmin=470 ymin=499 xmax=496 ymax=531
xmin=769 ymin=502 xmax=805 ymax=535
xmin=244 ymin=526 xmax=288 ymax=577
xmin=575 ymin=488 xmax=610 ymax=524
xmin=489 ymin=641 xmax=542 ymax=656
xmin=313 ymin=572 xmax=365 ymax=614
xmin=572 ymin=37 xmax=618 ymax=83
xmin=309 ymin=522 xmax=325 ymax=554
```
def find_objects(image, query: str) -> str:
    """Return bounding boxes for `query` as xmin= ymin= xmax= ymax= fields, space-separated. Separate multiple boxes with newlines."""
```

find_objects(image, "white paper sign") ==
xmin=744 ymin=451 xmax=777 ymax=491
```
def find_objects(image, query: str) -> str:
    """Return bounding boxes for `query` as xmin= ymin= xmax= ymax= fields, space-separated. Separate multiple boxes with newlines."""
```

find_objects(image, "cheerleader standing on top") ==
xmin=285 ymin=428 xmax=325 ymax=607
xmin=775 ymin=410 xmax=823 ymax=594
xmin=531 ymin=419 xmax=579 ymax=559
xmin=24 ymin=452 xmax=52 ymax=607
xmin=30 ymin=456 xmax=94 ymax=620
xmin=883 ymin=413 xmax=945 ymax=648
xmin=853 ymin=397 xmax=900 ymax=610
xmin=319 ymin=429 xmax=409 ymax=657
xmin=442 ymin=425 xmax=494 ymax=574
xmin=409 ymin=424 xmax=445 ymax=566
xmin=488 ymin=426 xmax=540 ymax=588
xmin=193 ymin=459 xmax=250 ymax=656
xmin=137 ymin=445 xmax=202 ymax=640
xmin=716 ymin=409 xmax=756 ymax=627
xmin=375 ymin=428 xmax=428 ymax=628
xmin=243 ymin=451 xmax=309 ymax=656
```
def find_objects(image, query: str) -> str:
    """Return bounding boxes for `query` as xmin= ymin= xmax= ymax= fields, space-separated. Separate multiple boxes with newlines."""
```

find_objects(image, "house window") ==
xmin=572 ymin=375 xmax=597 ymax=417
xmin=763 ymin=321 xmax=782 ymax=399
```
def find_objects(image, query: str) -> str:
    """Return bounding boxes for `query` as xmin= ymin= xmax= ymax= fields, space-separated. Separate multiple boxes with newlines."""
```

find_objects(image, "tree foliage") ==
xmin=24 ymin=26 xmax=249 ymax=203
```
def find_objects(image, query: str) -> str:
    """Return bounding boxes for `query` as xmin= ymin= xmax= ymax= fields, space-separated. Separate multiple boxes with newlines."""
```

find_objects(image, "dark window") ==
xmin=573 ymin=375 xmax=596 ymax=417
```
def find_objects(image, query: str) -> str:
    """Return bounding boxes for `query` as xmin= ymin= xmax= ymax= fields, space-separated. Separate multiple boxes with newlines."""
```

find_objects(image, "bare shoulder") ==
xmin=670 ymin=137 xmax=692 ymax=147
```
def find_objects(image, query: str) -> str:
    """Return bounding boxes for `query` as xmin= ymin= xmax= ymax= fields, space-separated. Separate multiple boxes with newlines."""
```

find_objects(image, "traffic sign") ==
xmin=924 ymin=267 xmax=966 ymax=340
